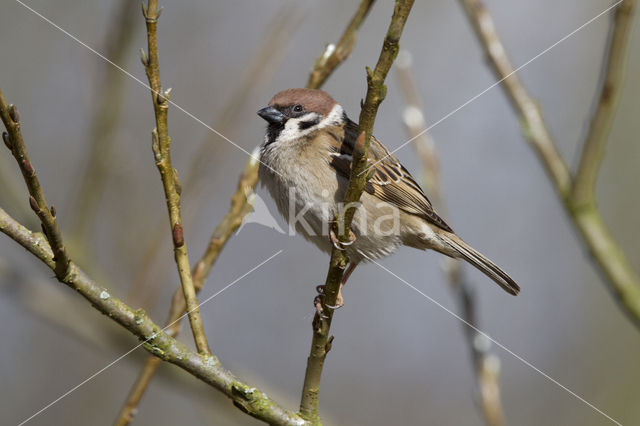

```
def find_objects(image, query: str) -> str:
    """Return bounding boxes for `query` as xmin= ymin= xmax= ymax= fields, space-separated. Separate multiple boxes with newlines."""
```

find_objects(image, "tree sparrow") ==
xmin=257 ymin=88 xmax=519 ymax=307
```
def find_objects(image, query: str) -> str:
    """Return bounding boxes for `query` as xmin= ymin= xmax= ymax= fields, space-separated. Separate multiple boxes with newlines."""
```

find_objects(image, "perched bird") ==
xmin=257 ymin=88 xmax=519 ymax=309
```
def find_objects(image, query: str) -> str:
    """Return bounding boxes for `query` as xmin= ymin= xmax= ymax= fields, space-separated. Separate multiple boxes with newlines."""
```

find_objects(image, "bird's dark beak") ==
xmin=257 ymin=106 xmax=285 ymax=125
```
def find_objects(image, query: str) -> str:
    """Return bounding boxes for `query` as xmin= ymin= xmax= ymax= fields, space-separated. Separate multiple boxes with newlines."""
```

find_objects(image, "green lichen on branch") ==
xmin=117 ymin=0 xmax=368 ymax=421
xmin=0 ymin=206 xmax=306 ymax=425
xmin=299 ymin=1 xmax=415 ymax=423
xmin=114 ymin=155 xmax=260 ymax=426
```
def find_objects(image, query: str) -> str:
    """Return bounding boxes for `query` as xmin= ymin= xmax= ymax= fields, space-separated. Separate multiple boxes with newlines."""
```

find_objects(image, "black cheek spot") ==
xmin=298 ymin=118 xmax=320 ymax=131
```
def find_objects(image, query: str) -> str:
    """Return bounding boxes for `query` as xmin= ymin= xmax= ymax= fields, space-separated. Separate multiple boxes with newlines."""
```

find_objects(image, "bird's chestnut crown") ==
xmin=258 ymin=88 xmax=344 ymax=146
xmin=257 ymin=88 xmax=337 ymax=122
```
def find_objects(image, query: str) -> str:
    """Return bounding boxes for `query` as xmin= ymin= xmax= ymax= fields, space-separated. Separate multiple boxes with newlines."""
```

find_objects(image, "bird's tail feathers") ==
xmin=439 ymin=233 xmax=520 ymax=296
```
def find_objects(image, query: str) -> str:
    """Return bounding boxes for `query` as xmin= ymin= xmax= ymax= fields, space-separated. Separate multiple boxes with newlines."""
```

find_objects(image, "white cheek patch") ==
xmin=322 ymin=104 xmax=344 ymax=127
xmin=276 ymin=117 xmax=310 ymax=143
xmin=273 ymin=104 xmax=345 ymax=145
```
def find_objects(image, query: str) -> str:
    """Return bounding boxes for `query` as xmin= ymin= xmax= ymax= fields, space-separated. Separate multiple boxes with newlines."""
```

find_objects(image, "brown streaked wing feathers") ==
xmin=328 ymin=119 xmax=453 ymax=233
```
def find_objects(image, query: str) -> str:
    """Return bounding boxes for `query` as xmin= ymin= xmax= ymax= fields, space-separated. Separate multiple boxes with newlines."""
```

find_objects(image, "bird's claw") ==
xmin=314 ymin=293 xmax=328 ymax=318
xmin=314 ymin=284 xmax=344 ymax=315
xmin=329 ymin=229 xmax=356 ymax=251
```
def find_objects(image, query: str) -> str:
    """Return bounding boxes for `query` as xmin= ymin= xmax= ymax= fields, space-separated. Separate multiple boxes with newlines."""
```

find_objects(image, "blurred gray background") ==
xmin=1 ymin=0 xmax=639 ymax=425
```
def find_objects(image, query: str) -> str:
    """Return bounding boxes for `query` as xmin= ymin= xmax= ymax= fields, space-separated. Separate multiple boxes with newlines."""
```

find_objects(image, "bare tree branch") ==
xmin=114 ymin=155 xmax=259 ymax=425
xmin=299 ymin=1 xmax=415 ymax=422
xmin=396 ymin=50 xmax=506 ymax=426
xmin=116 ymin=1 xmax=364 ymax=422
xmin=128 ymin=6 xmax=303 ymax=309
xmin=0 ymin=90 xmax=71 ymax=280
xmin=1 ymin=83 xmax=305 ymax=423
xmin=572 ymin=1 xmax=635 ymax=206
xmin=458 ymin=0 xmax=640 ymax=327
xmin=0 ymin=206 xmax=305 ymax=425
xmin=459 ymin=0 xmax=572 ymax=196
xmin=307 ymin=0 xmax=376 ymax=89
xmin=140 ymin=0 xmax=211 ymax=354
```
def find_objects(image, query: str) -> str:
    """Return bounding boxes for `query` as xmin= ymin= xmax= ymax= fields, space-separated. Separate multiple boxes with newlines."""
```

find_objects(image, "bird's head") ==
xmin=257 ymin=88 xmax=345 ymax=146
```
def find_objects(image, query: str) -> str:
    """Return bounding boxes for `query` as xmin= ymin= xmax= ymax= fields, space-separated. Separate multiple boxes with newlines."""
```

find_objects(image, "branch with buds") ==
xmin=0 ymin=86 xmax=305 ymax=424
xmin=459 ymin=0 xmax=640 ymax=328
xmin=116 ymin=1 xmax=374 ymax=424
xmin=114 ymin=155 xmax=260 ymax=426
xmin=127 ymin=6 xmax=303 ymax=310
xmin=0 ymin=206 xmax=304 ymax=425
xmin=141 ymin=0 xmax=211 ymax=354
xmin=0 ymin=90 xmax=70 ymax=280
xmin=299 ymin=0 xmax=416 ymax=423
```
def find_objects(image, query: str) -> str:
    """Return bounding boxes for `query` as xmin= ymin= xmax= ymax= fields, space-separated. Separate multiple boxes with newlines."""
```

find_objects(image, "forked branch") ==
xmin=116 ymin=0 xmax=375 ymax=423
xmin=0 ymin=90 xmax=70 ymax=280
xmin=458 ymin=0 xmax=640 ymax=327
xmin=0 ymin=205 xmax=304 ymax=425
xmin=114 ymin=155 xmax=259 ymax=426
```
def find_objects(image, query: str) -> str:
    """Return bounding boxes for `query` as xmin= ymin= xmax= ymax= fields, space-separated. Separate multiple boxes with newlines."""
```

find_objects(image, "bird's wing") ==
xmin=327 ymin=119 xmax=453 ymax=233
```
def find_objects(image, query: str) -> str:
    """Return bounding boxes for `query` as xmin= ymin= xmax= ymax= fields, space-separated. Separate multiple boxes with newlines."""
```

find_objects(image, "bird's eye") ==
xmin=293 ymin=104 xmax=303 ymax=113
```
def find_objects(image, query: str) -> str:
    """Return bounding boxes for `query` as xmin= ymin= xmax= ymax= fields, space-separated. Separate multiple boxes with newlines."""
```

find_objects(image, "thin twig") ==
xmin=113 ymin=155 xmax=259 ymax=426
xmin=299 ymin=1 xmax=415 ymax=423
xmin=0 ymin=207 xmax=305 ymax=426
xmin=572 ymin=1 xmax=634 ymax=207
xmin=128 ymin=6 xmax=303 ymax=308
xmin=396 ymin=50 xmax=506 ymax=426
xmin=0 ymin=90 xmax=71 ymax=280
xmin=116 ymin=2 xmax=362 ymax=421
xmin=459 ymin=0 xmax=571 ymax=196
xmin=141 ymin=0 xmax=211 ymax=354
xmin=307 ymin=0 xmax=376 ymax=89
xmin=458 ymin=0 xmax=640 ymax=327
xmin=0 ymin=86 xmax=302 ymax=425
xmin=114 ymin=356 xmax=162 ymax=426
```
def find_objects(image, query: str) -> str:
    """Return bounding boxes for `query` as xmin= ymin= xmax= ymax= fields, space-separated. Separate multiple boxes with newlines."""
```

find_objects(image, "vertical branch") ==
xmin=299 ymin=1 xmax=415 ymax=423
xmin=572 ymin=0 xmax=635 ymax=207
xmin=128 ymin=6 xmax=302 ymax=308
xmin=115 ymin=0 xmax=364 ymax=421
xmin=0 ymin=207 xmax=305 ymax=425
xmin=396 ymin=50 xmax=506 ymax=426
xmin=113 ymin=156 xmax=259 ymax=426
xmin=458 ymin=0 xmax=640 ymax=327
xmin=457 ymin=280 xmax=505 ymax=426
xmin=0 ymin=90 xmax=70 ymax=279
xmin=459 ymin=0 xmax=572 ymax=197
xmin=140 ymin=1 xmax=210 ymax=354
